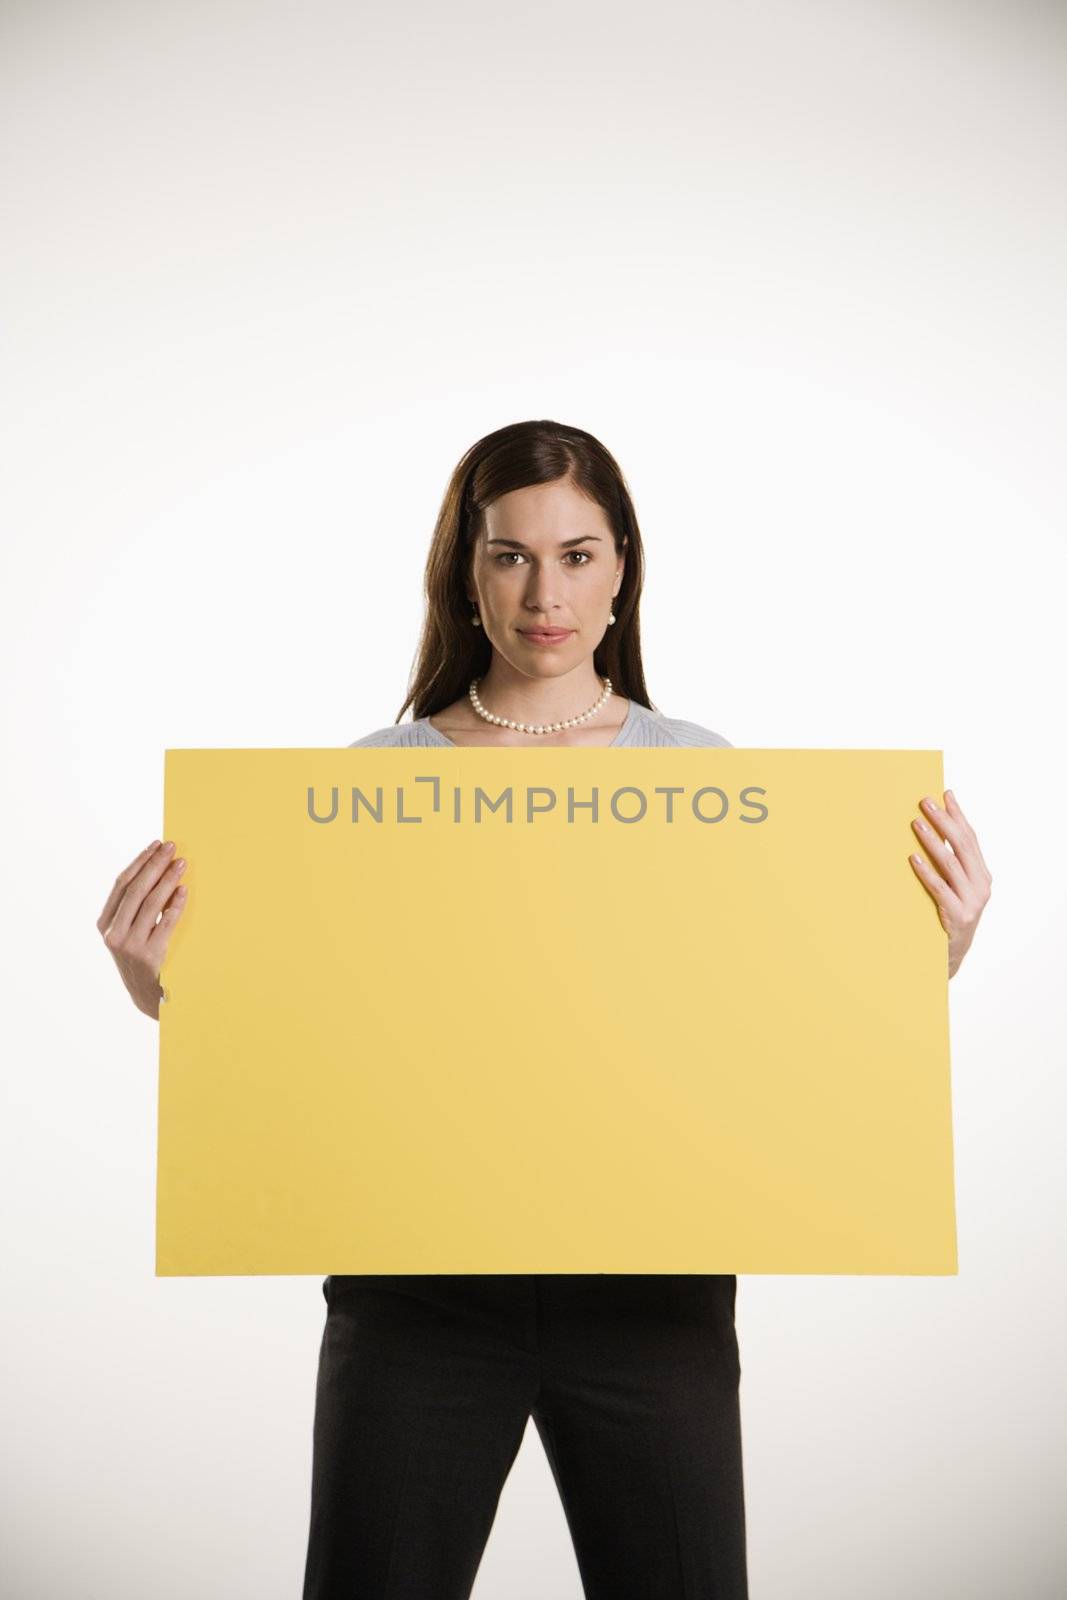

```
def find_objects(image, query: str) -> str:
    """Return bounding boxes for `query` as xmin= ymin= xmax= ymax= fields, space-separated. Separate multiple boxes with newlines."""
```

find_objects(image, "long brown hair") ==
xmin=396 ymin=419 xmax=656 ymax=723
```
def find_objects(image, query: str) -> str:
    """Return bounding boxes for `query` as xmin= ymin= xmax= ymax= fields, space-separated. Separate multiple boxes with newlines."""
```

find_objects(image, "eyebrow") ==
xmin=485 ymin=535 xmax=603 ymax=549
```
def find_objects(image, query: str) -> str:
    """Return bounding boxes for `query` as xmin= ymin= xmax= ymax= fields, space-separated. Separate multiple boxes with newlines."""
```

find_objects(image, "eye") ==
xmin=492 ymin=550 xmax=593 ymax=566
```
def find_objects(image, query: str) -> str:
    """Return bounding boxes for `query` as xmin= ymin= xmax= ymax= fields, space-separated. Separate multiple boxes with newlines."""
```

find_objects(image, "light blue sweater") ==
xmin=349 ymin=697 xmax=733 ymax=749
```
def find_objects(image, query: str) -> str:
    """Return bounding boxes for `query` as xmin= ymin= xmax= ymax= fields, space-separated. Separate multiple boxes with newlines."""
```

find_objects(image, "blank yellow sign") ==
xmin=157 ymin=747 xmax=956 ymax=1277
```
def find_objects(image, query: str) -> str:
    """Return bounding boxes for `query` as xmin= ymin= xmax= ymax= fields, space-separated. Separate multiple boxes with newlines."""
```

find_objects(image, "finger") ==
xmin=910 ymin=849 xmax=962 ymax=915
xmin=911 ymin=812 xmax=968 ymax=896
xmin=97 ymin=841 xmax=163 ymax=932
xmin=918 ymin=794 xmax=984 ymax=887
xmin=130 ymin=854 xmax=187 ymax=945
xmin=145 ymin=882 xmax=188 ymax=963
xmin=943 ymin=789 xmax=993 ymax=881
xmin=107 ymin=843 xmax=181 ymax=944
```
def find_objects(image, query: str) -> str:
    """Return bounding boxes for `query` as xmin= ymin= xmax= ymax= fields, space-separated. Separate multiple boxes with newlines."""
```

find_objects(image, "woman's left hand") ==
xmin=909 ymin=790 xmax=992 ymax=978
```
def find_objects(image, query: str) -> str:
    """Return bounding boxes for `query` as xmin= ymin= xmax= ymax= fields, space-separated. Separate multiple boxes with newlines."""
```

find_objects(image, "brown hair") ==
xmin=395 ymin=419 xmax=656 ymax=723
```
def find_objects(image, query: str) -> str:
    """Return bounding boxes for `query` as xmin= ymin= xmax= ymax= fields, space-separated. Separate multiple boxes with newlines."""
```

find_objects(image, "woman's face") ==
xmin=466 ymin=477 xmax=625 ymax=678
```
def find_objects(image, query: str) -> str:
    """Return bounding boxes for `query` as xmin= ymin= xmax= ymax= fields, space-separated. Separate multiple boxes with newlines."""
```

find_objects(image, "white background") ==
xmin=2 ymin=2 xmax=1064 ymax=1596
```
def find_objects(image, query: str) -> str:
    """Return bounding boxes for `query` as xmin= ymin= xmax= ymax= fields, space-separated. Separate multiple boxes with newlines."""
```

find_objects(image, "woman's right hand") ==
xmin=97 ymin=840 xmax=188 ymax=1020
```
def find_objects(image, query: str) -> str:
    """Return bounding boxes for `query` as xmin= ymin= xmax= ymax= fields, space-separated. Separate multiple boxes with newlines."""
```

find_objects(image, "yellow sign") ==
xmin=158 ymin=747 xmax=956 ymax=1277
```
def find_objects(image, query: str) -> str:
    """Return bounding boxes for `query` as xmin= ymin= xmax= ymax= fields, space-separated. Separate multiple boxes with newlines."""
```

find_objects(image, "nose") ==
xmin=523 ymin=564 xmax=564 ymax=615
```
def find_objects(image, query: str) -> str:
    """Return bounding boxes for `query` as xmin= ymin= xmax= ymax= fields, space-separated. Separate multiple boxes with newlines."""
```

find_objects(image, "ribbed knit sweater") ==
xmin=349 ymin=697 xmax=732 ymax=749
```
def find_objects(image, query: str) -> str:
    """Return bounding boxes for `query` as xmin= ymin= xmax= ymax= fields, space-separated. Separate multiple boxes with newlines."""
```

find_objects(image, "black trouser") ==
xmin=302 ymin=1272 xmax=748 ymax=1598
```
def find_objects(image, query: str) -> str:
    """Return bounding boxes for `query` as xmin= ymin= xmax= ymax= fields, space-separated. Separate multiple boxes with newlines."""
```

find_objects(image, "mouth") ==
xmin=519 ymin=629 xmax=573 ymax=642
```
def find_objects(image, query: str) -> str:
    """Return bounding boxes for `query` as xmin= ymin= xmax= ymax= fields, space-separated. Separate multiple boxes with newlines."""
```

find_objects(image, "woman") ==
xmin=98 ymin=419 xmax=992 ymax=1599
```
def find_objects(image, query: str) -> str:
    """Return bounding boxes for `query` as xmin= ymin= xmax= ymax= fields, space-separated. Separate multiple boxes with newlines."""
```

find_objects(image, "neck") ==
xmin=472 ymin=665 xmax=609 ymax=725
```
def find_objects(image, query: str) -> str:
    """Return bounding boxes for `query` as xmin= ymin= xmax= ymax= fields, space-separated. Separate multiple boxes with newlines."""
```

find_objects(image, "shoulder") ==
xmin=348 ymin=722 xmax=428 ymax=748
xmin=636 ymin=706 xmax=734 ymax=748
xmin=661 ymin=715 xmax=734 ymax=748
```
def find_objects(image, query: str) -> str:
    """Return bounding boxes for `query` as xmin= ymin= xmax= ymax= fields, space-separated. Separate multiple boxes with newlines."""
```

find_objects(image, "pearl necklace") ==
xmin=468 ymin=675 xmax=614 ymax=735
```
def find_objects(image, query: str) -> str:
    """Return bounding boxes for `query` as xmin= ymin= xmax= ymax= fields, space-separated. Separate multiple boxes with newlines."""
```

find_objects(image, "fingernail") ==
xmin=162 ymin=841 xmax=175 ymax=853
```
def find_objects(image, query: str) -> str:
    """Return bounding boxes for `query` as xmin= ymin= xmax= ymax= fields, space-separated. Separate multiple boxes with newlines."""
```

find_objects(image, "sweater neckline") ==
xmin=417 ymin=695 xmax=641 ymax=748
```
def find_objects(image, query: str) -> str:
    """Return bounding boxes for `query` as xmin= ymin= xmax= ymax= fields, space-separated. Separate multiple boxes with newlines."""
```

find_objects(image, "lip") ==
xmin=519 ymin=629 xmax=573 ymax=643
